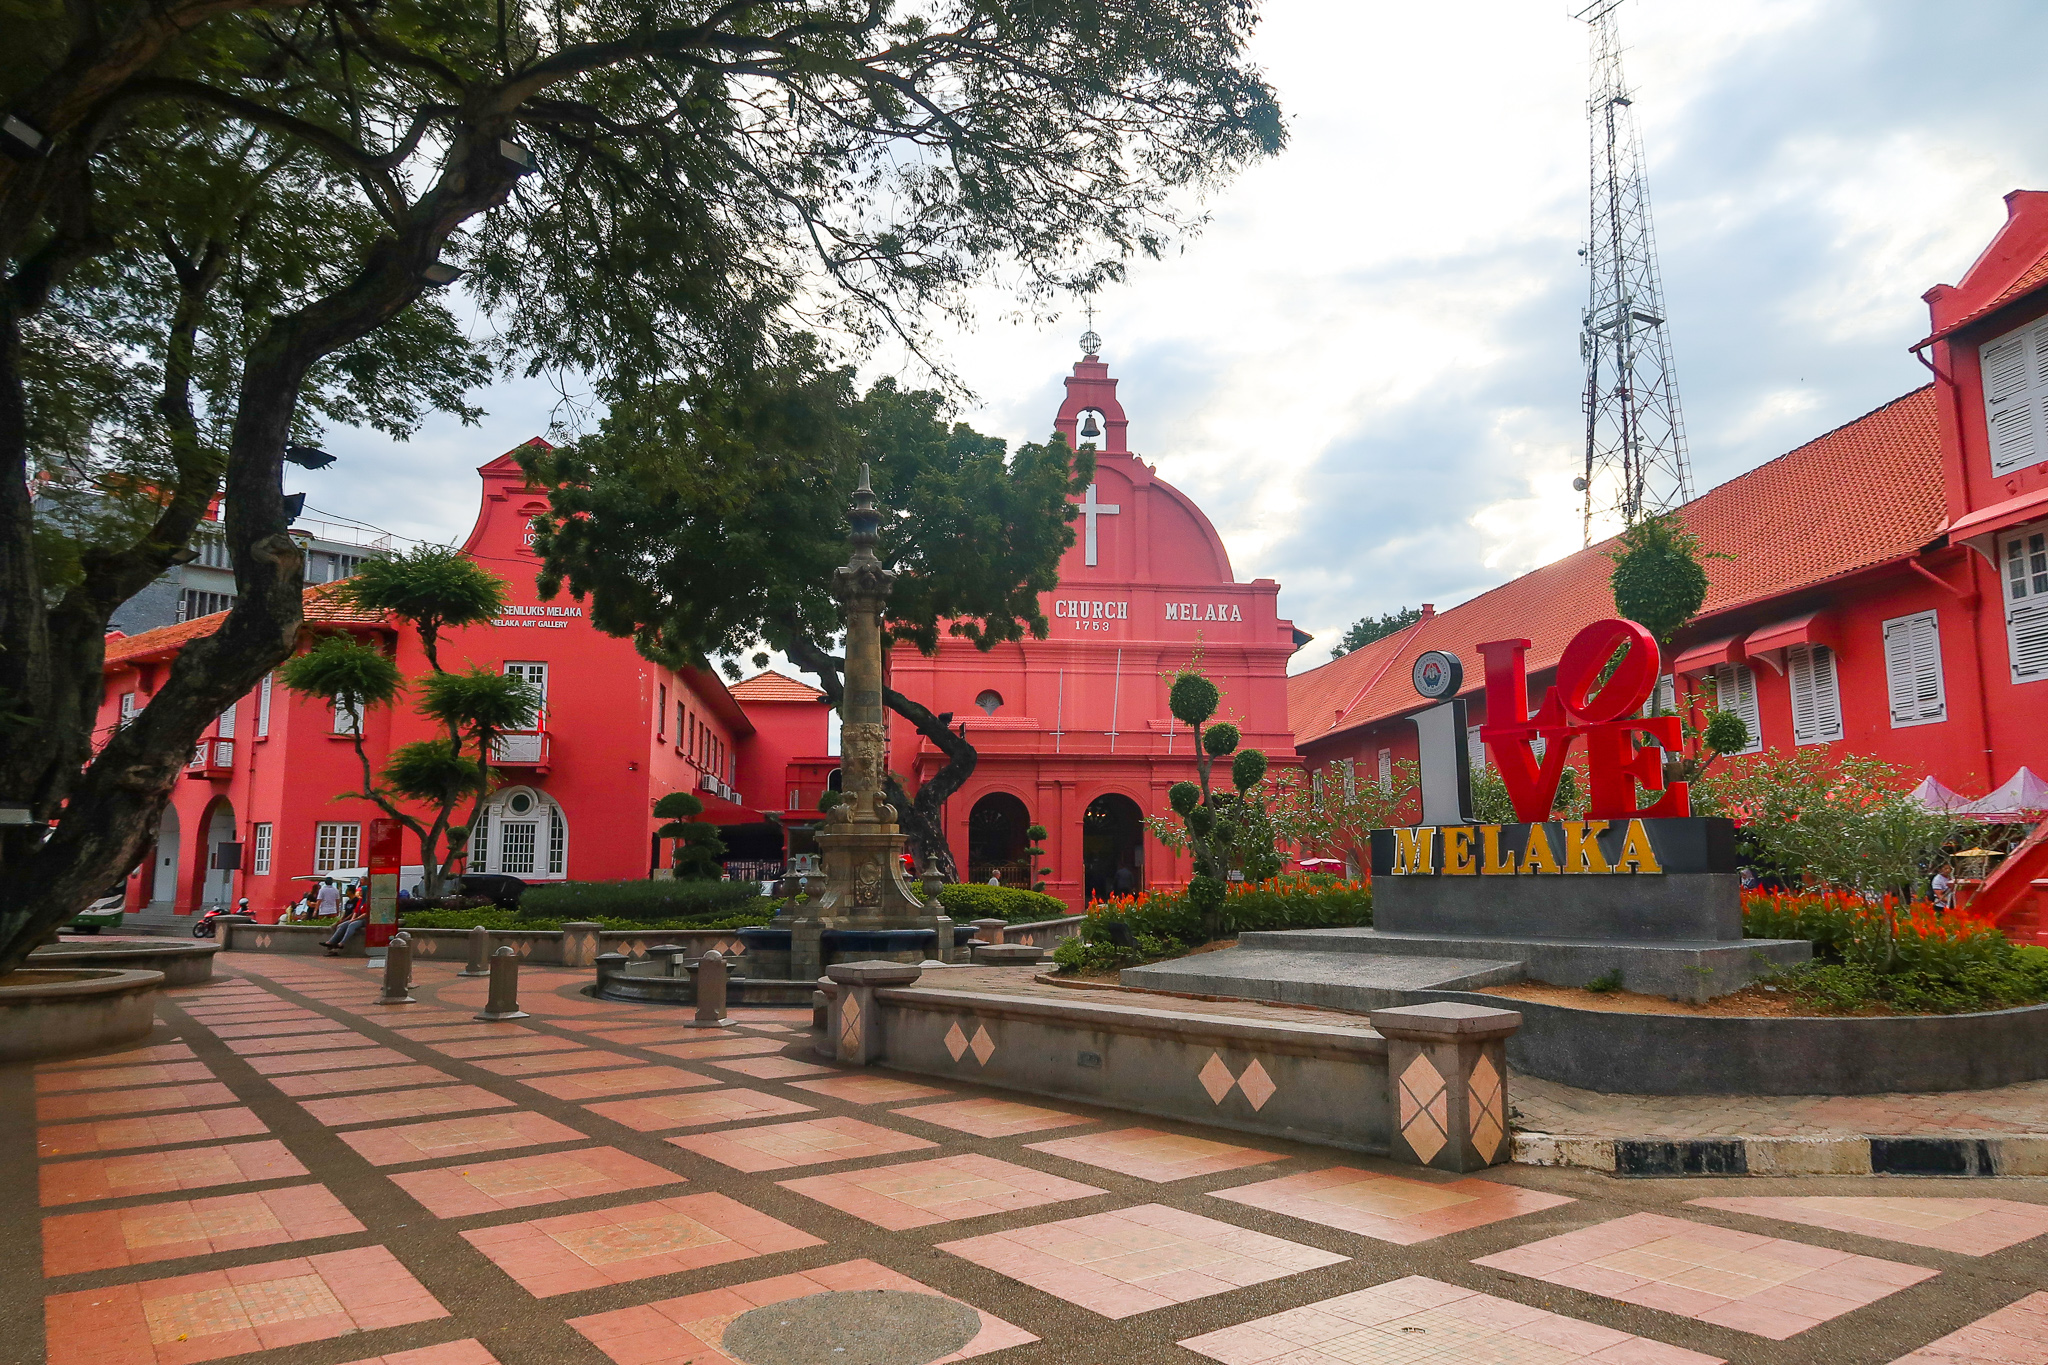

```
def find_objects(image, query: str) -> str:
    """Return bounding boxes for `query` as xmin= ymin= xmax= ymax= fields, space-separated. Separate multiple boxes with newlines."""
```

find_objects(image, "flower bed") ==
xmin=1742 ymin=889 xmax=2048 ymax=1014
xmin=1053 ymin=875 xmax=1372 ymax=974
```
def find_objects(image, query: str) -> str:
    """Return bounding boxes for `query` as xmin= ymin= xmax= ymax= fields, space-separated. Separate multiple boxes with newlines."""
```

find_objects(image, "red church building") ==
xmin=1291 ymin=190 xmax=2048 ymax=856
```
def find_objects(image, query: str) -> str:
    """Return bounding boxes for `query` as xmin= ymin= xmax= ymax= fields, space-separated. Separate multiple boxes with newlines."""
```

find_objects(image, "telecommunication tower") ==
xmin=1575 ymin=0 xmax=1693 ymax=546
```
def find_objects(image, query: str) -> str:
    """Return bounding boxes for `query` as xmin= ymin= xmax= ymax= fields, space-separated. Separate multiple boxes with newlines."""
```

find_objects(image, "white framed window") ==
xmin=1377 ymin=747 xmax=1392 ymax=794
xmin=1467 ymin=724 xmax=1486 ymax=772
xmin=499 ymin=819 xmax=537 ymax=874
xmin=252 ymin=823 xmax=272 ymax=875
xmin=656 ymin=684 xmax=667 ymax=739
xmin=1882 ymin=610 xmax=1946 ymax=726
xmin=119 ymin=692 xmax=138 ymax=728
xmin=1709 ymin=662 xmax=1763 ymax=754
xmin=257 ymin=673 xmax=272 ymax=737
xmin=1638 ymin=674 xmax=1677 ymax=716
xmin=216 ymin=701 xmax=236 ymax=739
xmin=470 ymin=787 xmax=567 ymax=880
xmin=333 ymin=695 xmax=363 ymax=735
xmin=503 ymin=661 xmax=548 ymax=728
xmin=1788 ymin=643 xmax=1844 ymax=745
xmin=314 ymin=822 xmax=360 ymax=872
xmin=1979 ymin=316 xmax=2048 ymax=475
xmin=548 ymin=805 xmax=566 ymax=875
xmin=2005 ymin=527 xmax=2048 ymax=683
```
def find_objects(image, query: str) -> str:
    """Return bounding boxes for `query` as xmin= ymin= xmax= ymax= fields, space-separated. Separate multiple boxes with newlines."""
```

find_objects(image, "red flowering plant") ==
xmin=1743 ymin=888 xmax=2048 ymax=1013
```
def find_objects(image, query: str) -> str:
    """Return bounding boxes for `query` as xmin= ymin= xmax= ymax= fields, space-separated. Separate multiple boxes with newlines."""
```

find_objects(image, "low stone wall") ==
xmin=0 ymin=968 xmax=162 ymax=1063
xmin=222 ymin=921 xmax=755 ymax=967
xmin=30 ymin=941 xmax=219 ymax=987
xmin=998 ymin=916 xmax=1085 ymax=949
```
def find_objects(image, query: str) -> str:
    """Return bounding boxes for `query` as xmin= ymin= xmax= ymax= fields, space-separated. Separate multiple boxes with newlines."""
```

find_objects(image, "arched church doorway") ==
xmin=201 ymin=800 xmax=237 ymax=909
xmin=150 ymin=805 xmax=180 ymax=910
xmin=967 ymin=792 xmax=1032 ymax=889
xmin=1082 ymin=794 xmax=1144 ymax=904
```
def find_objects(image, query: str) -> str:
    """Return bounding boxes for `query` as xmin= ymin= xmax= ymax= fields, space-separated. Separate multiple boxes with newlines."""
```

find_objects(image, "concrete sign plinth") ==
xmin=1372 ymin=1002 xmax=1521 ymax=1173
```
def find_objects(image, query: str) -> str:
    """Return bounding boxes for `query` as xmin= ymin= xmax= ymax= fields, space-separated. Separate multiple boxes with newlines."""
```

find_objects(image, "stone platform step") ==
xmin=1120 ymin=947 xmax=1524 ymax=1014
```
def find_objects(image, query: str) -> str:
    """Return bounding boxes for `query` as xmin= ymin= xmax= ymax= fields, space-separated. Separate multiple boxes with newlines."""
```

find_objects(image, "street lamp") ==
xmin=284 ymin=444 xmax=336 ymax=469
xmin=0 ymin=114 xmax=47 ymax=160
xmin=421 ymin=261 xmax=465 ymax=287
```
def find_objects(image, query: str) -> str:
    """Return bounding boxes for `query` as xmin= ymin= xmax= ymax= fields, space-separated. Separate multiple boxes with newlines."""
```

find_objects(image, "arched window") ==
xmin=975 ymin=689 xmax=1003 ymax=716
xmin=473 ymin=786 xmax=568 ymax=879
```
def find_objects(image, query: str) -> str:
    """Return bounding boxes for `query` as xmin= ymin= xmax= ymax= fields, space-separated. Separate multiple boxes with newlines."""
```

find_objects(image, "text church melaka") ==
xmin=96 ymin=344 xmax=1305 ymax=924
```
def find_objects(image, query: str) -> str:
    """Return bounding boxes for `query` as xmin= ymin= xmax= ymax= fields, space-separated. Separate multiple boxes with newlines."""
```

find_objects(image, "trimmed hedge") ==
xmin=1053 ymin=875 xmax=1372 ymax=973
xmin=935 ymin=883 xmax=1071 ymax=924
xmin=519 ymin=879 xmax=770 ymax=924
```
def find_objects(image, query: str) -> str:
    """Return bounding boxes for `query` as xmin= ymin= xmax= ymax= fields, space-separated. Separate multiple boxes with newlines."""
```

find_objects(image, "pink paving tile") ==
xmin=568 ymin=1257 xmax=1034 ymax=1365
xmin=894 ymin=1096 xmax=1093 ymax=1138
xmin=245 ymin=1046 xmax=414 ymax=1076
xmin=788 ymin=1074 xmax=953 ymax=1104
xmin=43 ymin=1184 xmax=364 ymax=1276
xmin=937 ymin=1202 xmax=1347 ymax=1319
xmin=390 ymin=1145 xmax=684 ymax=1218
xmin=1027 ymin=1127 xmax=1286 ymax=1182
xmin=334 ymin=1342 xmax=499 ymax=1365
xmin=706 ymin=1055 xmax=836 ymax=1080
xmin=1474 ymin=1211 xmax=1938 ymax=1340
xmin=1888 ymin=1291 xmax=2048 ymax=1363
xmin=1210 ymin=1166 xmax=1573 ymax=1244
xmin=514 ymin=1066 xmax=717 ymax=1100
xmin=296 ymin=1086 xmax=515 ymax=1127
xmin=44 ymin=1243 xmax=446 ymax=1365
xmin=584 ymin=1024 xmax=699 ymax=1044
xmin=352 ymin=1010 xmax=483 ymax=1027
xmin=40 ymin=1140 xmax=310 ymax=1207
xmin=585 ymin=1087 xmax=815 ymax=1132
xmin=391 ymin=1025 xmax=525 ymax=1041
xmin=40 ymin=1043 xmax=197 ymax=1069
xmin=35 ymin=1062 xmax=214 ymax=1093
xmin=1688 ymin=1195 xmax=2048 ymax=1257
xmin=38 ymin=1107 xmax=269 ymax=1158
xmin=223 ymin=1032 xmax=381 ymax=1057
xmin=37 ymin=1083 xmax=239 ymax=1123
xmin=781 ymin=1153 xmax=1105 ymax=1230
xmin=339 ymin=1111 xmax=589 ymax=1166
xmin=1180 ymin=1274 xmax=1725 ymax=1365
xmin=468 ymin=1047 xmax=619 ymax=1076
xmin=424 ymin=1035 xmax=584 ymax=1059
xmin=271 ymin=1064 xmax=456 ymax=1096
xmin=668 ymin=1116 xmax=937 ymax=1172
xmin=643 ymin=1036 xmax=788 ymax=1061
xmin=205 ymin=1018 xmax=352 ymax=1039
xmin=463 ymin=1192 xmax=822 ymax=1297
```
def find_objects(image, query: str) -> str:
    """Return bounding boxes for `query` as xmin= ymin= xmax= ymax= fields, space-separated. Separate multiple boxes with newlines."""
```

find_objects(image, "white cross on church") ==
xmin=1079 ymin=482 xmax=1119 ymax=566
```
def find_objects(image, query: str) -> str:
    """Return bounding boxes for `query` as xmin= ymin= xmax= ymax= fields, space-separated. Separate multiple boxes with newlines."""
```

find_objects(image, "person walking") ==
xmin=314 ymin=878 xmax=340 ymax=920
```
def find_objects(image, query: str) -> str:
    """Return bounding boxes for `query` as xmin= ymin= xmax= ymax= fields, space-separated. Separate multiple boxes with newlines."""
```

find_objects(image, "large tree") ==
xmin=516 ymin=358 xmax=1090 ymax=878
xmin=0 ymin=0 xmax=1283 ymax=969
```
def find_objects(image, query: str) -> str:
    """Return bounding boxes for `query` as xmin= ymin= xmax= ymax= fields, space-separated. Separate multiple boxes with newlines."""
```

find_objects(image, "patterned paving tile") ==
xmin=706 ymin=1055 xmax=836 ymax=1080
xmin=41 ymin=1044 xmax=198 ymax=1069
xmin=296 ymin=1086 xmax=516 ymax=1127
xmin=205 ymin=1019 xmax=352 ymax=1039
xmin=1688 ymin=1196 xmax=2048 ymax=1257
xmin=737 ymin=1022 xmax=802 ymax=1034
xmin=271 ymin=1064 xmax=456 ymax=1096
xmin=585 ymin=1088 xmax=815 ymax=1133
xmin=469 ymin=1047 xmax=618 ymax=1077
xmin=1179 ymin=1274 xmax=1725 ymax=1365
xmin=391 ymin=1025 xmax=523 ymax=1041
xmin=223 ymin=1033 xmax=381 ymax=1057
xmin=43 ymin=1243 xmax=446 ymax=1365
xmin=36 ymin=1062 xmax=214 ymax=1094
xmin=390 ymin=1145 xmax=684 ymax=1219
xmin=1888 ymin=1291 xmax=2048 ymax=1363
xmin=425 ymin=1035 xmax=582 ymax=1059
xmin=939 ymin=1202 xmax=1347 ymax=1319
xmin=667 ymin=1116 xmax=937 ymax=1172
xmin=783 ymin=1153 xmax=1106 ymax=1231
xmin=339 ymin=1112 xmax=588 ymax=1167
xmin=38 ymin=1107 xmax=270 ymax=1158
xmin=644 ymin=1037 xmax=788 ymax=1061
xmin=182 ymin=1007 xmax=314 ymax=1021
xmin=513 ymin=1067 xmax=718 ymax=1101
xmin=788 ymin=1075 xmax=952 ymax=1105
xmin=1211 ymin=1167 xmax=1574 ymax=1244
xmin=43 ymin=1185 xmax=364 ymax=1276
xmin=462 ymin=1192 xmax=821 ymax=1297
xmin=349 ymin=1010 xmax=482 ymax=1027
xmin=245 ymin=1046 xmax=415 ymax=1076
xmin=41 ymin=1141 xmax=309 ymax=1207
xmin=1474 ymin=1212 xmax=1939 ymax=1340
xmin=568 ymin=1258 xmax=1035 ymax=1365
xmin=894 ymin=1097 xmax=1093 ymax=1138
xmin=1028 ymin=1128 xmax=1286 ymax=1183
xmin=334 ymin=1342 xmax=500 ymax=1365
xmin=585 ymin=1025 xmax=699 ymax=1044
xmin=37 ymin=1084 xmax=240 ymax=1123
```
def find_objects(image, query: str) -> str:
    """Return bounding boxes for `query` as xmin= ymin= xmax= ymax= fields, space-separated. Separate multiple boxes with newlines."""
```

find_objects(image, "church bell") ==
xmin=1080 ymin=413 xmax=1101 ymax=440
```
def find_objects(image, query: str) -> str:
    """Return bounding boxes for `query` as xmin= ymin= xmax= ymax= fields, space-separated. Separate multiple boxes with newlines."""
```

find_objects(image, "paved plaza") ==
xmin=5 ymin=953 xmax=2046 ymax=1365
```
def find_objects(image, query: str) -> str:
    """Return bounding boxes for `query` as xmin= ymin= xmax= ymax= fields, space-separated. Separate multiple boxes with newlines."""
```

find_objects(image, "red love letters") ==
xmin=1476 ymin=618 xmax=1690 ymax=823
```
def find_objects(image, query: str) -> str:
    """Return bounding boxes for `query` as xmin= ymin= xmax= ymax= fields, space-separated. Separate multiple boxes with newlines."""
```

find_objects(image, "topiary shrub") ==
xmin=936 ymin=883 xmax=1071 ymax=924
xmin=654 ymin=792 xmax=726 ymax=878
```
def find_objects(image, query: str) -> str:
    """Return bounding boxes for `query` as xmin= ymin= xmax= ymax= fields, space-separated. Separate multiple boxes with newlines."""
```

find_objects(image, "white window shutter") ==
xmin=1467 ymin=724 xmax=1486 ymax=772
xmin=1883 ymin=611 xmax=1946 ymax=725
xmin=1377 ymin=748 xmax=1392 ymax=794
xmin=1981 ymin=320 xmax=2048 ymax=475
xmin=1710 ymin=662 xmax=1761 ymax=753
xmin=1790 ymin=643 xmax=1843 ymax=744
xmin=2012 ymin=602 xmax=2048 ymax=682
xmin=257 ymin=673 xmax=272 ymax=737
xmin=216 ymin=702 xmax=235 ymax=739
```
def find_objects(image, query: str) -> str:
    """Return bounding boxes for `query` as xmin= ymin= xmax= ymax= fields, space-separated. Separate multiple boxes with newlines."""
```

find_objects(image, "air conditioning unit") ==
xmin=700 ymin=772 xmax=718 ymax=793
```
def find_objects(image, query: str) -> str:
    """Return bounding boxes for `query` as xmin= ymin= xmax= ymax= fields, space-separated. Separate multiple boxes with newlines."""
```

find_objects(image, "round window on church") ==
xmin=508 ymin=791 xmax=534 ymax=815
xmin=975 ymin=690 xmax=1003 ymax=716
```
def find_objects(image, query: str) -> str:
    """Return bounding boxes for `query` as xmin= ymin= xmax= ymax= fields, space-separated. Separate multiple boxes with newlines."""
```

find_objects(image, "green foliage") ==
xmin=1168 ymin=782 xmax=1200 ymax=817
xmin=1169 ymin=673 xmax=1220 ymax=727
xmin=1584 ymin=970 xmax=1624 ymax=993
xmin=934 ymin=883 xmax=1070 ymax=924
xmin=653 ymin=792 xmax=706 ymax=821
xmin=1743 ymin=890 xmax=2048 ymax=1012
xmin=338 ymin=545 xmax=505 ymax=665
xmin=1202 ymin=722 xmax=1240 ymax=756
xmin=1232 ymin=749 xmax=1268 ymax=792
xmin=392 ymin=905 xmax=776 ymax=933
xmin=652 ymin=791 xmax=726 ymax=879
xmin=382 ymin=742 xmax=486 ymax=810
xmin=1022 ymin=822 xmax=1052 ymax=892
xmin=818 ymin=790 xmax=847 ymax=812
xmin=1055 ymin=875 xmax=1373 ymax=972
xmin=518 ymin=879 xmax=764 ymax=924
xmin=418 ymin=668 xmax=540 ymax=740
xmin=1702 ymin=709 xmax=1750 ymax=757
xmin=1025 ymin=824 xmax=1049 ymax=841
xmin=1052 ymin=932 xmax=1179 ymax=974
xmin=278 ymin=635 xmax=402 ymax=713
xmin=1330 ymin=607 xmax=1424 ymax=658
xmin=1470 ymin=762 xmax=1587 ymax=825
xmin=1608 ymin=512 xmax=1714 ymax=644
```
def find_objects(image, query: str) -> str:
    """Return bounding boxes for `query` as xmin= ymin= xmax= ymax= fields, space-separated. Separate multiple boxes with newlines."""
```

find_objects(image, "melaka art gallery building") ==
xmin=98 ymin=345 xmax=1307 ymax=923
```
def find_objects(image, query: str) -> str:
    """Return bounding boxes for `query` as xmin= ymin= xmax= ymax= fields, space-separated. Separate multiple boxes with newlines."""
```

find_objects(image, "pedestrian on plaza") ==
xmin=986 ymin=869 xmax=1001 ymax=886
xmin=313 ymin=877 xmax=341 ymax=920
xmin=1931 ymin=862 xmax=1955 ymax=910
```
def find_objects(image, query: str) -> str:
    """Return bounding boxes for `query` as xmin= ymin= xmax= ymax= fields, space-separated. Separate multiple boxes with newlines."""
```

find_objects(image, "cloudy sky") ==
xmin=302 ymin=0 xmax=2048 ymax=674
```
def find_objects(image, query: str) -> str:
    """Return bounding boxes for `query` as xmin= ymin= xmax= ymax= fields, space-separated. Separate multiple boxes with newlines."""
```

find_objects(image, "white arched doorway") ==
xmin=201 ymin=800 xmax=236 ymax=908
xmin=470 ymin=786 xmax=568 ymax=880
xmin=150 ymin=805 xmax=180 ymax=910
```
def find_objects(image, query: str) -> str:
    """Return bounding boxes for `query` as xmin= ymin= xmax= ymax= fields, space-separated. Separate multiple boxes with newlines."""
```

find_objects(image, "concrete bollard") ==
xmin=971 ymin=918 xmax=1008 ymax=946
xmin=1370 ymin=1002 xmax=1523 ymax=1172
xmin=685 ymin=949 xmax=736 ymax=1028
xmin=458 ymin=925 xmax=492 ymax=977
xmin=377 ymin=933 xmax=416 ymax=1004
xmin=476 ymin=945 xmax=530 ymax=1020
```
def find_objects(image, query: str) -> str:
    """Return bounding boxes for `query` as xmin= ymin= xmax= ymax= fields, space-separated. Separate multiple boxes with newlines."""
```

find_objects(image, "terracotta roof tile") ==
xmin=1290 ymin=385 xmax=1944 ymax=745
xmin=103 ymin=582 xmax=386 ymax=667
xmin=729 ymin=669 xmax=825 ymax=703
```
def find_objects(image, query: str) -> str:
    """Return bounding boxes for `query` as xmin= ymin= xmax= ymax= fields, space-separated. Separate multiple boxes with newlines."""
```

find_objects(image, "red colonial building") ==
xmin=1292 ymin=191 xmax=2048 ymax=853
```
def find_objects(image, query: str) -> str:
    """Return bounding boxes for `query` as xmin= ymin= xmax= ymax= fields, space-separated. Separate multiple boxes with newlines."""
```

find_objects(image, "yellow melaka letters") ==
xmin=1615 ymin=818 xmax=1663 ymax=873
xmin=1393 ymin=826 xmax=1437 ymax=875
xmin=1442 ymin=826 xmax=1477 ymax=875
xmin=1520 ymin=824 xmax=1562 ymax=875
xmin=1563 ymin=820 xmax=1612 ymax=875
xmin=1480 ymin=825 xmax=1517 ymax=875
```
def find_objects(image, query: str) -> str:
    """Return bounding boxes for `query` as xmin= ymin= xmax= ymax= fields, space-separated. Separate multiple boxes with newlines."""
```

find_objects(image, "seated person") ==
xmin=321 ymin=902 xmax=369 ymax=955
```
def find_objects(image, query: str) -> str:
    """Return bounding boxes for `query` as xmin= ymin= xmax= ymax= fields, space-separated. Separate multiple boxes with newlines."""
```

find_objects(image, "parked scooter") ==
xmin=191 ymin=898 xmax=251 ymax=938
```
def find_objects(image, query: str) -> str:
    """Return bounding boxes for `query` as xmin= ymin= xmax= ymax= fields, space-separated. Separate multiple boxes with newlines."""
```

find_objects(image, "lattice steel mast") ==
xmin=1575 ymin=0 xmax=1693 ymax=546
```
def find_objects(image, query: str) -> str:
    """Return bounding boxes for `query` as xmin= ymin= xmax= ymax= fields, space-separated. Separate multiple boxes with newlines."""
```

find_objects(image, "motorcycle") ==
xmin=191 ymin=899 xmax=251 ymax=938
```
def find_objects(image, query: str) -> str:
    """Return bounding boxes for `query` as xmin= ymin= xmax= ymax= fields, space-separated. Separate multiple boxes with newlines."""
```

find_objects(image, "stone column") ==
xmin=824 ymin=961 xmax=922 ymax=1065
xmin=971 ymin=918 xmax=1008 ymax=945
xmin=459 ymin=925 xmax=492 ymax=977
xmin=686 ymin=950 xmax=736 ymax=1028
xmin=1370 ymin=1002 xmax=1522 ymax=1172
xmin=560 ymin=922 xmax=601 ymax=968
